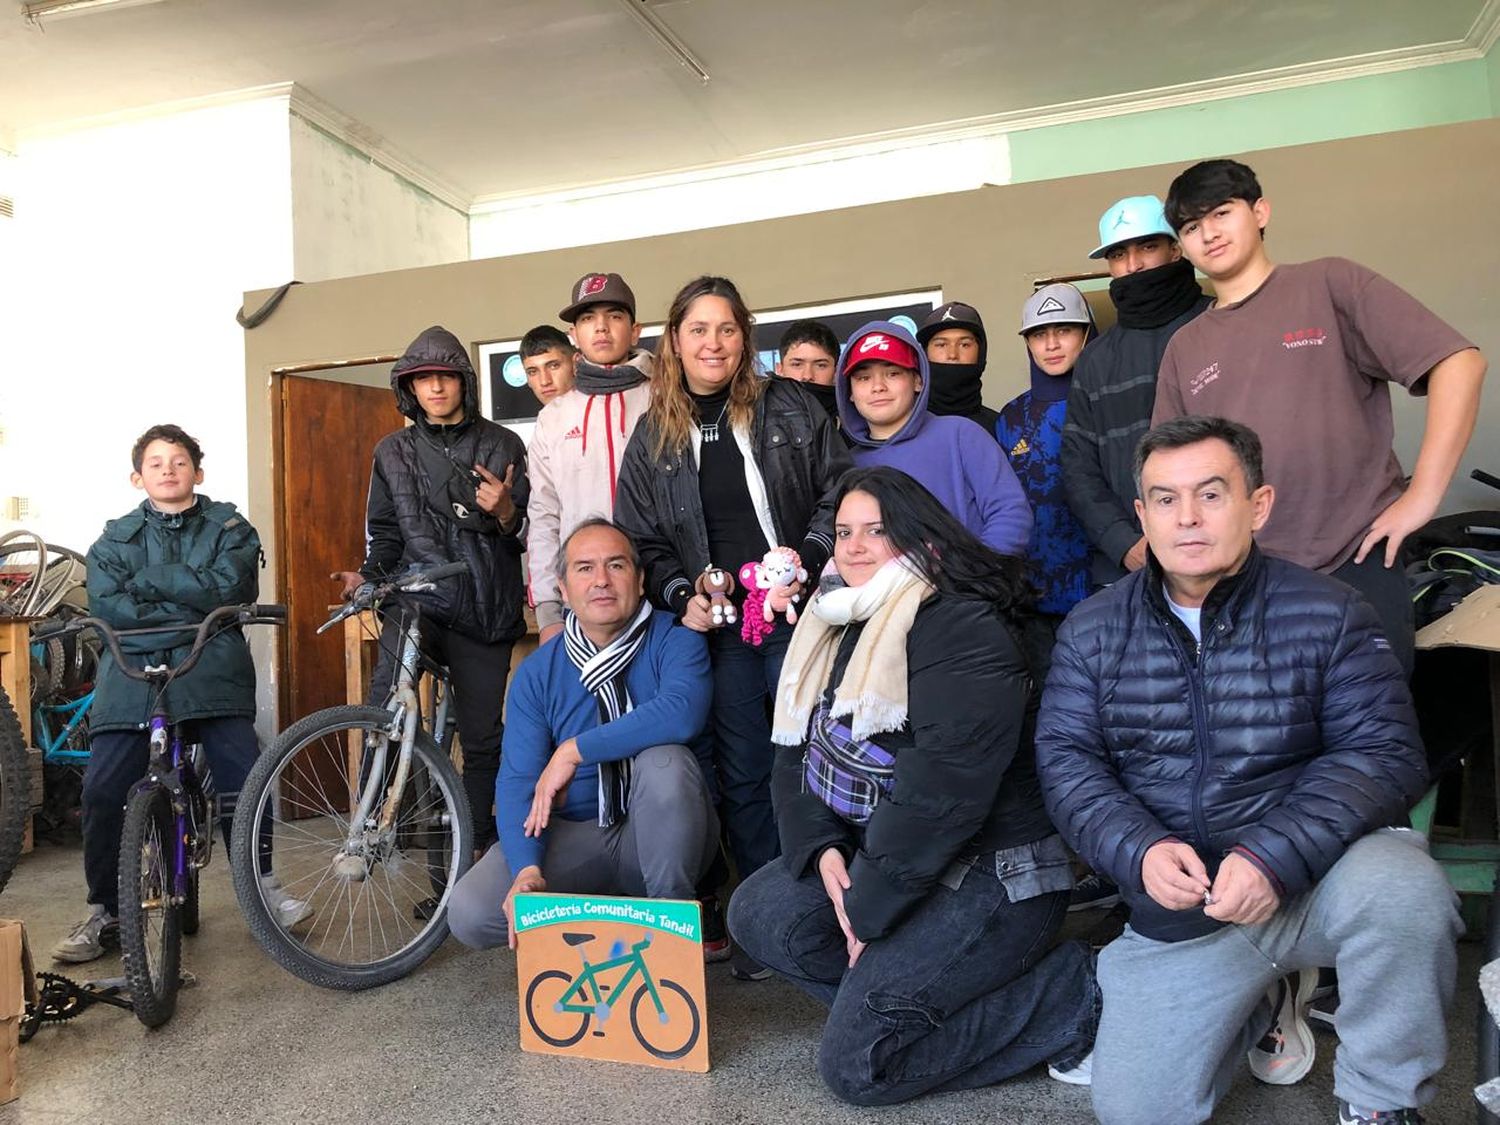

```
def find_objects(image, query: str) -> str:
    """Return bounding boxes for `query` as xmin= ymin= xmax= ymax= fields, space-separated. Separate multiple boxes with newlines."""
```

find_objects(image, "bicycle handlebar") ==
xmin=316 ymin=560 xmax=470 ymax=635
xmin=33 ymin=603 xmax=286 ymax=685
xmin=1472 ymin=469 xmax=1500 ymax=493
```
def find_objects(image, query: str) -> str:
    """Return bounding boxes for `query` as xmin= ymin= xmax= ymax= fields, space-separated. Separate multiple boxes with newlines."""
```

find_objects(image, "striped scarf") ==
xmin=563 ymin=600 xmax=653 ymax=828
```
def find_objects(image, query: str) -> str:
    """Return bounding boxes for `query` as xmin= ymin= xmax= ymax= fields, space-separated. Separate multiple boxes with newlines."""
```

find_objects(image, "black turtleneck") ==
xmin=1109 ymin=258 xmax=1205 ymax=330
xmin=689 ymin=387 xmax=766 ymax=592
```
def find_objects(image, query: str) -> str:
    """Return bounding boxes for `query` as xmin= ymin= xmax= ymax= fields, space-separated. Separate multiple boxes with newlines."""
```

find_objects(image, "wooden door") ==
xmin=276 ymin=375 xmax=403 ymax=726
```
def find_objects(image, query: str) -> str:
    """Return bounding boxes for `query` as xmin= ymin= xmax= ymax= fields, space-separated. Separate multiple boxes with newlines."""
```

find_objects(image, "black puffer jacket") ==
xmin=1036 ymin=546 xmax=1426 ymax=942
xmin=613 ymin=378 xmax=853 ymax=614
xmin=773 ymin=595 xmax=1057 ymax=942
xmin=362 ymin=326 xmax=529 ymax=644
xmin=1060 ymin=296 xmax=1212 ymax=586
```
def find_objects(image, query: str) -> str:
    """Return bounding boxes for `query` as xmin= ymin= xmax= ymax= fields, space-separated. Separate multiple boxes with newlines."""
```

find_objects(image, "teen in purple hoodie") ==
xmin=836 ymin=321 xmax=1032 ymax=557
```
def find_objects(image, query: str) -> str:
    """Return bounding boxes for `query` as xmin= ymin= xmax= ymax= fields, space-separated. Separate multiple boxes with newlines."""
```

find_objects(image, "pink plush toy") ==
xmin=738 ymin=547 xmax=808 ymax=646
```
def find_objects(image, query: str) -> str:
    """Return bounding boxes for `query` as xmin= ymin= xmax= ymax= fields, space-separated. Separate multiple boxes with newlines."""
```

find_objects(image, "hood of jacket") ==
xmin=390 ymin=325 xmax=480 ymax=423
xmin=836 ymin=320 xmax=932 ymax=449
xmin=1023 ymin=302 xmax=1098 ymax=404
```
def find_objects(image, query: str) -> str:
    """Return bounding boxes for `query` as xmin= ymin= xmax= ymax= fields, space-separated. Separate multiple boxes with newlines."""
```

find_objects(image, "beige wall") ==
xmin=245 ymin=117 xmax=1498 ymax=607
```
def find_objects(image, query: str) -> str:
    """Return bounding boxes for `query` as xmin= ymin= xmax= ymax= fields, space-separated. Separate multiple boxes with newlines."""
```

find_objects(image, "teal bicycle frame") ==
xmin=554 ymin=934 xmax=668 ymax=1022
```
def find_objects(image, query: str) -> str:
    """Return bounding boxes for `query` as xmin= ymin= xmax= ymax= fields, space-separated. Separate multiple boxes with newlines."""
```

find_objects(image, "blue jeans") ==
xmin=729 ymin=853 xmax=1098 ymax=1106
xmin=708 ymin=623 xmax=789 ymax=882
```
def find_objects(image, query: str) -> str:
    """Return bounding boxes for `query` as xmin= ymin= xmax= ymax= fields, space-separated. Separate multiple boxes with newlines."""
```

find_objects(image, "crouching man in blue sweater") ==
xmin=448 ymin=518 xmax=720 ymax=950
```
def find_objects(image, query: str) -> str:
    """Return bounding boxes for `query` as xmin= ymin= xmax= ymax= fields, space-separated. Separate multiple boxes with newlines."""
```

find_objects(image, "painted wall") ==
xmin=290 ymin=115 xmax=469 ymax=282
xmin=0 ymin=150 xmax=20 ymax=537
xmin=1489 ymin=41 xmax=1500 ymax=114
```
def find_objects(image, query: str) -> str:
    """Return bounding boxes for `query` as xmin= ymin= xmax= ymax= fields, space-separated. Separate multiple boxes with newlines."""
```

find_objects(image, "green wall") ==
xmin=1009 ymin=59 xmax=1495 ymax=184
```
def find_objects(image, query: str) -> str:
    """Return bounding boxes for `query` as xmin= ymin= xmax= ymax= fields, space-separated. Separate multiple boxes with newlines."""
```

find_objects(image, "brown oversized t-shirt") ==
xmin=1153 ymin=257 xmax=1474 ymax=571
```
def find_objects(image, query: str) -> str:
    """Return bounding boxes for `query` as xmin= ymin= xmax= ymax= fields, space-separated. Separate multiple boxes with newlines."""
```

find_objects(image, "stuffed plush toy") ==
xmin=738 ymin=547 xmax=808 ymax=646
xmin=695 ymin=565 xmax=738 ymax=627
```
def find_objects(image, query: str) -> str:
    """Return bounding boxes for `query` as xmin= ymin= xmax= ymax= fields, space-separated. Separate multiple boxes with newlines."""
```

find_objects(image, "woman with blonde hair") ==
xmin=614 ymin=275 xmax=852 ymax=976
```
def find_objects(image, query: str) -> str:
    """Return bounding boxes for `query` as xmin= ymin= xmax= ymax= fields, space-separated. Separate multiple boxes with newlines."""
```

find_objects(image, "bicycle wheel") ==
xmin=229 ymin=704 xmax=473 ymax=990
xmin=0 ymin=686 xmax=31 ymax=896
xmin=180 ymin=866 xmax=201 ymax=937
xmin=630 ymin=978 xmax=701 ymax=1060
xmin=524 ymin=969 xmax=591 ymax=1047
xmin=117 ymin=785 xmax=182 ymax=1027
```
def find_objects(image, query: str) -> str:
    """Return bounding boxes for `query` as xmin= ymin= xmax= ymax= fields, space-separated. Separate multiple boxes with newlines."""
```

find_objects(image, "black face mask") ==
xmin=926 ymin=362 xmax=985 ymax=418
xmin=1109 ymin=258 xmax=1204 ymax=329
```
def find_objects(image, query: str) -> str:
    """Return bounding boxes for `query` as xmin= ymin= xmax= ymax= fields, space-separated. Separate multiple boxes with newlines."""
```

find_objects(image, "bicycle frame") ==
xmin=556 ymin=936 xmax=666 ymax=1019
xmin=128 ymin=701 xmax=209 ymax=910
xmin=33 ymin=690 xmax=93 ymax=764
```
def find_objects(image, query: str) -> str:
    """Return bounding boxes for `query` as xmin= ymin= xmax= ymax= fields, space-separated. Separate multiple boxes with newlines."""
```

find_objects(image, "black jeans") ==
xmin=728 ymin=854 xmax=1099 ymax=1106
xmin=368 ymin=617 xmax=512 ymax=850
xmin=83 ymin=716 xmax=259 ymax=916
xmin=1331 ymin=549 xmax=1414 ymax=678
xmin=707 ymin=623 xmax=790 ymax=883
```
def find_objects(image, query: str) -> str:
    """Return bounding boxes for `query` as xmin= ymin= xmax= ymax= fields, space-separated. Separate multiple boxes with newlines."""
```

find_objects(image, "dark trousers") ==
xmin=368 ymin=617 xmax=512 ymax=850
xmin=707 ymin=623 xmax=789 ymax=883
xmin=1331 ymin=550 xmax=1415 ymax=678
xmin=82 ymin=716 xmax=259 ymax=916
xmin=729 ymin=856 xmax=1098 ymax=1106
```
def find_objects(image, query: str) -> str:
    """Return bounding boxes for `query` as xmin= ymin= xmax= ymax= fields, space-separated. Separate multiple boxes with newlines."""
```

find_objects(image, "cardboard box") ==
xmin=1416 ymin=584 xmax=1500 ymax=654
xmin=0 ymin=919 xmax=36 ymax=1105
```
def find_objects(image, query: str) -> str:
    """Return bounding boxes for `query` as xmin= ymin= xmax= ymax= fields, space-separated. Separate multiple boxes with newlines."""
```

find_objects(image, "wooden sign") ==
xmin=514 ymin=893 xmax=709 ymax=1072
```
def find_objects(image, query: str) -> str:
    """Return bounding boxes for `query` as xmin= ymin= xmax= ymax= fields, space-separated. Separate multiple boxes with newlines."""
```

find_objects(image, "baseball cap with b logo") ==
xmin=841 ymin=330 xmax=920 ymax=375
xmin=559 ymin=272 xmax=637 ymax=322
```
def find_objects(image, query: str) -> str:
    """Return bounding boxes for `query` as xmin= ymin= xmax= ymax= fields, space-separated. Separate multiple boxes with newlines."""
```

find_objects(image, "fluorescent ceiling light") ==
xmin=615 ymin=0 xmax=710 ymax=84
xmin=23 ymin=0 xmax=167 ymax=25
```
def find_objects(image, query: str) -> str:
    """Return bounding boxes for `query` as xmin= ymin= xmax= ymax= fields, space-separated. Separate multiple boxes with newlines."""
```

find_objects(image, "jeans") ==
xmin=83 ymin=716 xmax=259 ymax=916
xmin=728 ymin=853 xmax=1098 ymax=1106
xmin=1330 ymin=549 xmax=1415 ymax=678
xmin=368 ymin=616 xmax=512 ymax=850
xmin=707 ymin=623 xmax=789 ymax=883
xmin=447 ymin=744 xmax=720 ymax=949
xmin=1091 ymin=829 xmax=1461 ymax=1124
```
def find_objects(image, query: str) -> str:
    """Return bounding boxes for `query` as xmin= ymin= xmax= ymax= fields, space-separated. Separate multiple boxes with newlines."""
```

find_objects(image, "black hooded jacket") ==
xmin=361 ymin=326 xmax=530 ymax=644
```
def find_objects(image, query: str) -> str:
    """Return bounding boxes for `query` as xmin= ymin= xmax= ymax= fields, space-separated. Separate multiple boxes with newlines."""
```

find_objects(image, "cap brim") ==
xmin=558 ymin=299 xmax=635 ymax=323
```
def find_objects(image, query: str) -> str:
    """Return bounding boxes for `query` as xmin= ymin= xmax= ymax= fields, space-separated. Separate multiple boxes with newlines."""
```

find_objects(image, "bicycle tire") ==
xmin=629 ymin=978 xmax=701 ymax=1060
xmin=181 ymin=865 xmax=201 ymax=937
xmin=524 ymin=969 xmax=591 ymax=1047
xmin=229 ymin=704 xmax=473 ymax=991
xmin=117 ymin=785 xmax=182 ymax=1027
xmin=0 ymin=686 xmax=31 ymax=896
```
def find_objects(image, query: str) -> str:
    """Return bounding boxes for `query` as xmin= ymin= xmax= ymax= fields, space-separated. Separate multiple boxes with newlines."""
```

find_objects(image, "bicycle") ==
xmin=229 ymin=560 xmax=474 ymax=991
xmin=0 ymin=685 xmax=29 ymax=896
xmin=32 ymin=602 xmax=287 ymax=1027
xmin=524 ymin=930 xmax=701 ymax=1061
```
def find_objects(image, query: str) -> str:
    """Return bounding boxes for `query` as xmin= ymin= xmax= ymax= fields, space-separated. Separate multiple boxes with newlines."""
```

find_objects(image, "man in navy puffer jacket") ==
xmin=1037 ymin=415 xmax=1459 ymax=1125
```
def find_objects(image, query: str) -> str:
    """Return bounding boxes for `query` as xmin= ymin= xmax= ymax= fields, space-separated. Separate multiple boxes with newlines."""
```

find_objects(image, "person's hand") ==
xmin=769 ymin=577 xmax=804 ymax=613
xmin=680 ymin=594 xmax=717 ymax=633
xmin=524 ymin=738 xmax=582 ymax=837
xmin=473 ymin=463 xmax=518 ymax=523
xmin=503 ymin=866 xmax=547 ymax=950
xmin=538 ymin=622 xmax=564 ymax=645
xmin=1355 ymin=487 xmax=1440 ymax=568
xmin=817 ymin=848 xmax=863 ymax=967
xmin=330 ymin=570 xmax=365 ymax=600
xmin=1140 ymin=840 xmax=1211 ymax=911
xmin=1203 ymin=853 xmax=1280 ymax=926
xmin=1122 ymin=537 xmax=1148 ymax=572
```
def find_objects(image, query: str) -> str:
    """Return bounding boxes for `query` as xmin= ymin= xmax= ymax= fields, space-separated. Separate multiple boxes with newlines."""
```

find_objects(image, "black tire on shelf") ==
xmin=629 ymin=978 xmax=701 ymax=1060
xmin=229 ymin=704 xmax=473 ymax=991
xmin=0 ymin=686 xmax=32 ymax=897
xmin=117 ymin=785 xmax=182 ymax=1028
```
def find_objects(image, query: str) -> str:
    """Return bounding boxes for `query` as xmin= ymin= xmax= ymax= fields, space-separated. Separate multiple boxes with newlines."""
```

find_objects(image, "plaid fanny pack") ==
xmin=803 ymin=700 xmax=896 ymax=824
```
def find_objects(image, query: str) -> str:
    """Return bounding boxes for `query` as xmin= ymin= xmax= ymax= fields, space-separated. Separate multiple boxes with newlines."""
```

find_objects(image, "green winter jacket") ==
xmin=85 ymin=496 xmax=261 ymax=733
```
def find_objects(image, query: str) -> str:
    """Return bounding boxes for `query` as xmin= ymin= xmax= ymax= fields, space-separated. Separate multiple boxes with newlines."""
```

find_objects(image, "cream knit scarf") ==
xmin=772 ymin=557 xmax=933 ymax=746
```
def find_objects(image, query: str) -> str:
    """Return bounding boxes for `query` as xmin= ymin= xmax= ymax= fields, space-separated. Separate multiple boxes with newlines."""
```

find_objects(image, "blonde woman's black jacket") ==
xmin=613 ymin=377 xmax=853 ymax=616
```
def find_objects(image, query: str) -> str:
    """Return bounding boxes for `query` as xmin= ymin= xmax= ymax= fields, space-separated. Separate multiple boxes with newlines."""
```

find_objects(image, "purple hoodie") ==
xmin=836 ymin=320 xmax=1033 ymax=557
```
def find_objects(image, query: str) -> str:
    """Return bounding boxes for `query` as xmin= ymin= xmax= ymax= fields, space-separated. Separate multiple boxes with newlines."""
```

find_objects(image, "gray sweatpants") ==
xmin=1092 ymin=829 xmax=1462 ymax=1124
xmin=446 ymin=743 xmax=720 ymax=950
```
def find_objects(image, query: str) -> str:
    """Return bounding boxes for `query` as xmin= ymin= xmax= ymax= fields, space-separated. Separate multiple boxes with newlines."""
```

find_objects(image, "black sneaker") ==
xmin=1247 ymin=968 xmax=1317 ymax=1085
xmin=700 ymin=896 xmax=731 ymax=963
xmin=729 ymin=947 xmax=772 ymax=981
xmin=1068 ymin=873 xmax=1121 ymax=913
xmin=1337 ymin=1101 xmax=1423 ymax=1124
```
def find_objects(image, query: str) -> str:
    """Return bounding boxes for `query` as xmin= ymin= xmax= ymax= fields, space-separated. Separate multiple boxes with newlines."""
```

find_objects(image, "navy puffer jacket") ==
xmin=1036 ymin=545 xmax=1426 ymax=942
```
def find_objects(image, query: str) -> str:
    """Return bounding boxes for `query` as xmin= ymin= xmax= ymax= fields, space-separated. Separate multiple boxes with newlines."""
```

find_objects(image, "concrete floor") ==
xmin=0 ymin=838 xmax=1486 ymax=1125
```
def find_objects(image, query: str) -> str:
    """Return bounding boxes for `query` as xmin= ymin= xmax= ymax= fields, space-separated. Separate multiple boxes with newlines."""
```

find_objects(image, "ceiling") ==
xmin=1 ymin=0 xmax=1493 ymax=204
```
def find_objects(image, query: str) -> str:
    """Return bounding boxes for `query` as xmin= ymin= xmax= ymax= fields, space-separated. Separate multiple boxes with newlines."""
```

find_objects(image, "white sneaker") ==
xmin=51 ymin=905 xmax=118 ymax=963
xmin=1248 ymin=968 xmax=1317 ymax=1085
xmin=259 ymin=875 xmax=313 ymax=928
xmin=1048 ymin=1050 xmax=1093 ymax=1086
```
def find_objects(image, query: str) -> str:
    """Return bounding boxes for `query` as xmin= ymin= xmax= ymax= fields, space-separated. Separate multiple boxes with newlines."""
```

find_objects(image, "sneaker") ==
xmin=1337 ymin=1102 xmax=1424 ymax=1124
xmin=1047 ymin=1051 xmax=1093 ymax=1086
xmin=1068 ymin=873 xmax=1121 ymax=913
xmin=51 ymin=906 xmax=119 ymax=964
xmin=729 ymin=947 xmax=772 ymax=981
xmin=259 ymin=875 xmax=313 ymax=928
xmin=701 ymin=896 xmax=731 ymax=963
xmin=1248 ymin=968 xmax=1317 ymax=1085
xmin=1309 ymin=989 xmax=1339 ymax=1031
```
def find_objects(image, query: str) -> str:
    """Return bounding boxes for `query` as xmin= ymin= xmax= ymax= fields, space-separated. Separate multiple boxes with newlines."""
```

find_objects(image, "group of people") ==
xmin=55 ymin=156 xmax=1487 ymax=1125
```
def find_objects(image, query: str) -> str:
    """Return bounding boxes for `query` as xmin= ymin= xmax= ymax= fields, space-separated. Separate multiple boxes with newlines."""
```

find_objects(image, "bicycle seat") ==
xmin=561 ymin=932 xmax=595 ymax=946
